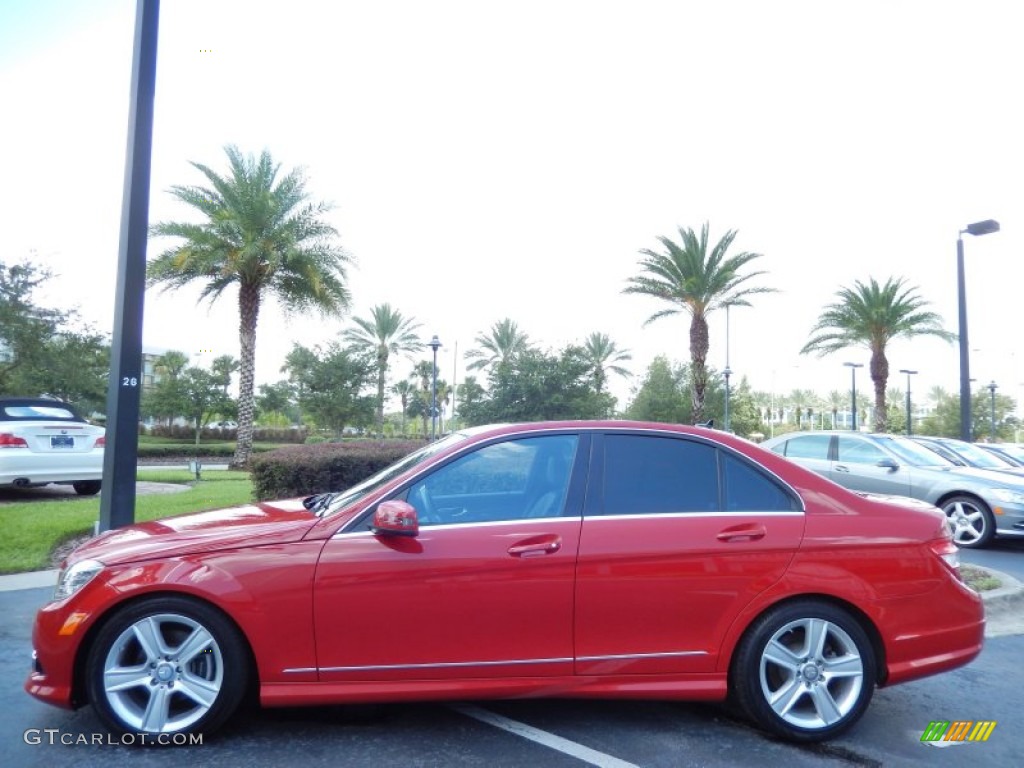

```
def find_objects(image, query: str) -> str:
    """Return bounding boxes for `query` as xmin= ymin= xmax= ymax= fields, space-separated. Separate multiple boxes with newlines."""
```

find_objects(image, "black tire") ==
xmin=73 ymin=480 xmax=102 ymax=496
xmin=85 ymin=596 xmax=249 ymax=739
xmin=731 ymin=600 xmax=876 ymax=742
xmin=941 ymin=494 xmax=995 ymax=549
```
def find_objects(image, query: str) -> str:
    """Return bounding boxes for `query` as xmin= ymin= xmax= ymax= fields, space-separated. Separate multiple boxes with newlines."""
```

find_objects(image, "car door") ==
xmin=832 ymin=434 xmax=911 ymax=496
xmin=312 ymin=433 xmax=586 ymax=682
xmin=574 ymin=432 xmax=805 ymax=676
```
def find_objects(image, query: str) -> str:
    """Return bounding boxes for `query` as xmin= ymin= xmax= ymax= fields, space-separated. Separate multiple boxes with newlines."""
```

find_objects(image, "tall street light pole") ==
xmin=958 ymin=219 xmax=1000 ymax=442
xmin=899 ymin=369 xmax=917 ymax=435
xmin=987 ymin=381 xmax=998 ymax=442
xmin=844 ymin=362 xmax=863 ymax=431
xmin=723 ymin=303 xmax=732 ymax=432
xmin=428 ymin=335 xmax=441 ymax=441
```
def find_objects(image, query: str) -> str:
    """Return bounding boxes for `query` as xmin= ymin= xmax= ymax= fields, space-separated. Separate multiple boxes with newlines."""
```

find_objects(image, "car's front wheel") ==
xmin=85 ymin=596 xmax=249 ymax=738
xmin=731 ymin=600 xmax=876 ymax=742
xmin=941 ymin=495 xmax=995 ymax=549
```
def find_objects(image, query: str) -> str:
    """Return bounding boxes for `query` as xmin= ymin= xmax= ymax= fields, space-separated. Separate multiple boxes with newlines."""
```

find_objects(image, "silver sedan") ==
xmin=761 ymin=430 xmax=1024 ymax=548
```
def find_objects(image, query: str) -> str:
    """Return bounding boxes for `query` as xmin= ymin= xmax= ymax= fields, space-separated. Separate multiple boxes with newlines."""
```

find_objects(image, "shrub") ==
xmin=250 ymin=440 xmax=425 ymax=500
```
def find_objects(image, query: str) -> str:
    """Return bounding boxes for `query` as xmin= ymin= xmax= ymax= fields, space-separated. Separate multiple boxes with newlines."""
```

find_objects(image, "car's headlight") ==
xmin=987 ymin=488 xmax=1024 ymax=506
xmin=54 ymin=559 xmax=104 ymax=601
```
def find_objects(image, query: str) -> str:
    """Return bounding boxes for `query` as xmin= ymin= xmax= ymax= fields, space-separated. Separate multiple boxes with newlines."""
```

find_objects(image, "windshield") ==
xmin=943 ymin=440 xmax=1014 ymax=468
xmin=883 ymin=436 xmax=956 ymax=467
xmin=321 ymin=432 xmax=470 ymax=516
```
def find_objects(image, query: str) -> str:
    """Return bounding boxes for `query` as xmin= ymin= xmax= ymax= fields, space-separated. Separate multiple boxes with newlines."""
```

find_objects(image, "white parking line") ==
xmin=451 ymin=704 xmax=640 ymax=768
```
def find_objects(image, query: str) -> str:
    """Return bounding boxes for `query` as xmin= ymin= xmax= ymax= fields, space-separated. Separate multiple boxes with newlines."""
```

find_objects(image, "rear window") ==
xmin=0 ymin=404 xmax=81 ymax=421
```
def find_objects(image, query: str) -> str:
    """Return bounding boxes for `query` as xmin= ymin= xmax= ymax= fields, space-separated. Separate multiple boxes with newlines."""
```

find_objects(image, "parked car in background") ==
xmin=762 ymin=430 xmax=1024 ymax=548
xmin=979 ymin=443 xmax=1024 ymax=467
xmin=909 ymin=435 xmax=1024 ymax=476
xmin=0 ymin=397 xmax=104 ymax=495
xmin=27 ymin=421 xmax=982 ymax=744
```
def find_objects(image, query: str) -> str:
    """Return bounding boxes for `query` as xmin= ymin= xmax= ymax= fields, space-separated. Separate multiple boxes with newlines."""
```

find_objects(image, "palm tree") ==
xmin=801 ymin=277 xmax=954 ymax=432
xmin=343 ymin=304 xmax=422 ymax=437
xmin=465 ymin=318 xmax=531 ymax=372
xmin=826 ymin=389 xmax=847 ymax=429
xmin=392 ymin=379 xmax=415 ymax=436
xmin=583 ymin=332 xmax=632 ymax=393
xmin=623 ymin=222 xmax=774 ymax=423
xmin=149 ymin=146 xmax=351 ymax=467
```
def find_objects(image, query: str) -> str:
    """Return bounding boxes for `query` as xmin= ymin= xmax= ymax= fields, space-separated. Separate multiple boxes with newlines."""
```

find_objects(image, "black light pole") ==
xmin=99 ymin=0 xmax=160 ymax=533
xmin=899 ymin=369 xmax=917 ymax=435
xmin=844 ymin=362 xmax=863 ymax=431
xmin=958 ymin=219 xmax=1000 ymax=442
xmin=428 ymin=335 xmax=441 ymax=440
xmin=723 ymin=366 xmax=732 ymax=432
xmin=723 ymin=303 xmax=732 ymax=432
xmin=987 ymin=381 xmax=998 ymax=441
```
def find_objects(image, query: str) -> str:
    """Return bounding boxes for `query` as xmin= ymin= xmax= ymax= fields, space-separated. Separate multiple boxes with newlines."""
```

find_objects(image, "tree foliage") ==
xmin=459 ymin=346 xmax=614 ymax=425
xmin=289 ymin=343 xmax=375 ymax=437
xmin=623 ymin=222 xmax=774 ymax=423
xmin=343 ymin=303 xmax=421 ymax=437
xmin=801 ymin=276 xmax=953 ymax=433
xmin=0 ymin=259 xmax=109 ymax=412
xmin=149 ymin=145 xmax=352 ymax=467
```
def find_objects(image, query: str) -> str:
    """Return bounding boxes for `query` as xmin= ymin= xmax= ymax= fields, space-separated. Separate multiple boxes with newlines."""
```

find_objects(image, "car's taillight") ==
xmin=929 ymin=538 xmax=962 ymax=580
xmin=95 ymin=436 xmax=106 ymax=447
xmin=0 ymin=433 xmax=28 ymax=448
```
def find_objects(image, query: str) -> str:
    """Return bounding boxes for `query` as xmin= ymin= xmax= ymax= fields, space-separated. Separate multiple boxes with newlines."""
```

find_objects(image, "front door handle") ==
xmin=716 ymin=523 xmax=767 ymax=543
xmin=834 ymin=464 xmax=850 ymax=473
xmin=508 ymin=535 xmax=561 ymax=557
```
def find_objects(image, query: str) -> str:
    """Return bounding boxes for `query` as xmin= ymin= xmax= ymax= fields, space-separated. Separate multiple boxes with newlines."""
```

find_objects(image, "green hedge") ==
xmin=250 ymin=440 xmax=425 ymax=500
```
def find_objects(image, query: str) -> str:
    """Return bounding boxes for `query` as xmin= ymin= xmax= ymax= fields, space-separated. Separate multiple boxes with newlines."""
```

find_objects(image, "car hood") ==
xmin=68 ymin=498 xmax=319 ymax=567
xmin=936 ymin=465 xmax=1024 ymax=487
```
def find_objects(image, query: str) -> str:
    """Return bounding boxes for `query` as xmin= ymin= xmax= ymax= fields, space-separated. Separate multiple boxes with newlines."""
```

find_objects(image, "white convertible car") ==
xmin=0 ymin=397 xmax=105 ymax=495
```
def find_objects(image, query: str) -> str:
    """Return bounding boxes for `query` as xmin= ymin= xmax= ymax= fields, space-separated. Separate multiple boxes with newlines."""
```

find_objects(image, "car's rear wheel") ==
xmin=86 ymin=596 xmax=249 ymax=738
xmin=731 ymin=600 xmax=875 ymax=742
xmin=941 ymin=495 xmax=995 ymax=549
xmin=73 ymin=480 xmax=101 ymax=496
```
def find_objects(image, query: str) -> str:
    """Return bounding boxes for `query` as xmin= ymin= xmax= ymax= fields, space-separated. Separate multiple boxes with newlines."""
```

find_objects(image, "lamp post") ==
xmin=428 ymin=335 xmax=441 ymax=441
xmin=958 ymin=219 xmax=1000 ymax=441
xmin=723 ymin=366 xmax=732 ymax=432
xmin=987 ymin=381 xmax=998 ymax=442
xmin=899 ymin=369 xmax=917 ymax=435
xmin=844 ymin=362 xmax=863 ymax=431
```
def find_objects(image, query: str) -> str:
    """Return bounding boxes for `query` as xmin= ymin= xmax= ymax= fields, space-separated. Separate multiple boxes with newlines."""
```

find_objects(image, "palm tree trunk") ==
xmin=870 ymin=348 xmax=889 ymax=433
xmin=689 ymin=313 xmax=710 ymax=423
xmin=232 ymin=284 xmax=260 ymax=468
xmin=375 ymin=349 xmax=387 ymax=438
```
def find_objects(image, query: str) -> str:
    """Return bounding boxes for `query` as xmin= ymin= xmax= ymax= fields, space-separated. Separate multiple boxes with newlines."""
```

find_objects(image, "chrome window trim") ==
xmin=585 ymin=511 xmax=804 ymax=521
xmin=332 ymin=516 xmax=579 ymax=539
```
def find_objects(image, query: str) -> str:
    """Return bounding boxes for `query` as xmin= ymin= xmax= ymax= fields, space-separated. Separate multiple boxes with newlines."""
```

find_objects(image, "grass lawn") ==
xmin=0 ymin=471 xmax=253 ymax=575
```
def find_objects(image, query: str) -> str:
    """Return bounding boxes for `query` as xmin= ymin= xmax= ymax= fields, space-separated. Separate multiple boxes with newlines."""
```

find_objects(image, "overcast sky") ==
xmin=2 ymin=0 xmax=1021 ymax=415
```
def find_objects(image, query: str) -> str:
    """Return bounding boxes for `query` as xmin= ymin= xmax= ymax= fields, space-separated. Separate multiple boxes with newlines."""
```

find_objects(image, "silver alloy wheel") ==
xmin=758 ymin=617 xmax=864 ymax=730
xmin=101 ymin=612 xmax=224 ymax=733
xmin=943 ymin=499 xmax=987 ymax=546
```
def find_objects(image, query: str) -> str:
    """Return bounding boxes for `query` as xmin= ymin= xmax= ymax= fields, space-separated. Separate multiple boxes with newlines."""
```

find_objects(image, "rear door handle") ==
xmin=508 ymin=536 xmax=561 ymax=557
xmin=716 ymin=523 xmax=767 ymax=543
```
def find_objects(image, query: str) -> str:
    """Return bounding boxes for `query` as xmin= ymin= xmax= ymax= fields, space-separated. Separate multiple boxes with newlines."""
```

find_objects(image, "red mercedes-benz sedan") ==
xmin=26 ymin=422 xmax=984 ymax=742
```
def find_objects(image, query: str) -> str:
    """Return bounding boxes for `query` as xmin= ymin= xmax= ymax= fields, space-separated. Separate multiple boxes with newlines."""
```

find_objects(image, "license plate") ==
xmin=50 ymin=436 xmax=75 ymax=449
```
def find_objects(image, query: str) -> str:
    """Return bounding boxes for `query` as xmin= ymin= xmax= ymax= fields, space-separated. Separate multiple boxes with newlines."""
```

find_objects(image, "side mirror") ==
xmin=371 ymin=500 xmax=419 ymax=537
xmin=876 ymin=457 xmax=899 ymax=471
